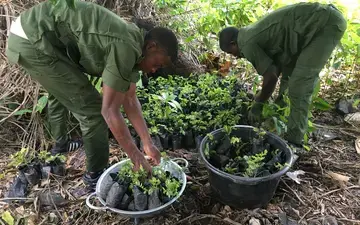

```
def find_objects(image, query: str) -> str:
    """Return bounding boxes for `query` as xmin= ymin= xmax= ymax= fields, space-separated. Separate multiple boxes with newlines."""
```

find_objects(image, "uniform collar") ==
xmin=237 ymin=28 xmax=245 ymax=58
xmin=135 ymin=28 xmax=146 ymax=65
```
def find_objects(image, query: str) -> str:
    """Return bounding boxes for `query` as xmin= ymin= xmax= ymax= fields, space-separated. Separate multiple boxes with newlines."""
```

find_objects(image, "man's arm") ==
xmin=240 ymin=44 xmax=279 ymax=103
xmin=256 ymin=65 xmax=279 ymax=103
xmin=101 ymin=83 xmax=151 ymax=171
xmin=123 ymin=83 xmax=161 ymax=164
xmin=123 ymin=83 xmax=152 ymax=145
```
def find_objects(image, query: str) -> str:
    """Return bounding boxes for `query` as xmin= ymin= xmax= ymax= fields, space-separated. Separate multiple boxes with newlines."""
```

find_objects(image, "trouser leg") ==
xmin=47 ymin=94 xmax=69 ymax=150
xmin=286 ymin=7 xmax=346 ymax=145
xmin=6 ymin=34 xmax=109 ymax=172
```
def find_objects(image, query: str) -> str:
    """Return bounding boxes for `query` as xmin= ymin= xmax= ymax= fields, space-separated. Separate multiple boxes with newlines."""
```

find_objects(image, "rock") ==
xmin=211 ymin=203 xmax=221 ymax=214
xmin=249 ymin=218 xmax=261 ymax=225
xmin=313 ymin=129 xmax=339 ymax=142
xmin=335 ymin=98 xmax=357 ymax=115
xmin=322 ymin=216 xmax=338 ymax=225
xmin=344 ymin=112 xmax=360 ymax=126
xmin=39 ymin=191 xmax=67 ymax=208
xmin=48 ymin=212 xmax=59 ymax=224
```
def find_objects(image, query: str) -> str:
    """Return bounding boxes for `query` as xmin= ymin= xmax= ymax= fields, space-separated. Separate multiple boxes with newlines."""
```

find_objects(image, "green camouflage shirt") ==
xmin=238 ymin=2 xmax=334 ymax=75
xmin=21 ymin=0 xmax=144 ymax=92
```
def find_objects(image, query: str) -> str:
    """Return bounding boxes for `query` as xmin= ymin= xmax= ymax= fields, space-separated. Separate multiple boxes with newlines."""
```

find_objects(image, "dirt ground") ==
xmin=0 ymin=110 xmax=359 ymax=225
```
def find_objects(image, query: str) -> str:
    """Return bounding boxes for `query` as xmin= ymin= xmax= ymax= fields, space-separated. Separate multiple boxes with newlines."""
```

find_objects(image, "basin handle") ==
xmin=172 ymin=158 xmax=189 ymax=169
xmin=86 ymin=192 xmax=108 ymax=211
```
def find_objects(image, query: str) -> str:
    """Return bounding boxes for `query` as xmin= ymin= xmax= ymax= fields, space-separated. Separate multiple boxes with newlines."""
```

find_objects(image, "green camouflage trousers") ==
xmin=6 ymin=33 xmax=109 ymax=172
xmin=277 ymin=6 xmax=347 ymax=145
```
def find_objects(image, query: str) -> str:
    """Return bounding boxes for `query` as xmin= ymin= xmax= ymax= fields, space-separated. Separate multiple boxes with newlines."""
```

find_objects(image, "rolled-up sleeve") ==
xmin=102 ymin=42 xmax=140 ymax=93
xmin=241 ymin=44 xmax=273 ymax=76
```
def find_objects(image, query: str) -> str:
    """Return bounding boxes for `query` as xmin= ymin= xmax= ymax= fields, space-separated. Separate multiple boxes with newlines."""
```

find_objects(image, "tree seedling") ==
xmin=103 ymin=160 xmax=182 ymax=211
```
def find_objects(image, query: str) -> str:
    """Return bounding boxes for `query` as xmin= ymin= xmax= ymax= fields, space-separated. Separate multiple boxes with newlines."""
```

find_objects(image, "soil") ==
xmin=0 ymin=113 xmax=360 ymax=225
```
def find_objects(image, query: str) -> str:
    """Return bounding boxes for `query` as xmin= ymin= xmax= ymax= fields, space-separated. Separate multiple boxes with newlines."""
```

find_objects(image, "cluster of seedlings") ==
xmin=205 ymin=128 xmax=288 ymax=178
xmin=100 ymin=161 xmax=182 ymax=211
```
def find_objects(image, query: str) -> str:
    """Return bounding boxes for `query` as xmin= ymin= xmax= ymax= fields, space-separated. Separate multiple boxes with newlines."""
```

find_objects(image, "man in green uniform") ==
xmin=6 ymin=0 xmax=178 ymax=189
xmin=218 ymin=2 xmax=346 ymax=151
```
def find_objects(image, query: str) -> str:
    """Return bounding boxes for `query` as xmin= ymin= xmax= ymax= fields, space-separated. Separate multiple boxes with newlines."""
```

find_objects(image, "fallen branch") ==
xmin=320 ymin=185 xmax=360 ymax=198
xmin=298 ymin=209 xmax=311 ymax=224
xmin=338 ymin=218 xmax=360 ymax=223
xmin=223 ymin=217 xmax=242 ymax=225
xmin=313 ymin=123 xmax=360 ymax=133
xmin=280 ymin=180 xmax=307 ymax=206
xmin=0 ymin=197 xmax=34 ymax=202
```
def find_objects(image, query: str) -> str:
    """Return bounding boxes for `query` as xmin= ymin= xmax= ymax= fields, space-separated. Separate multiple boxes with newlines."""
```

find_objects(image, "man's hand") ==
xmin=248 ymin=101 xmax=263 ymax=124
xmin=129 ymin=149 xmax=152 ymax=173
xmin=143 ymin=142 xmax=161 ymax=165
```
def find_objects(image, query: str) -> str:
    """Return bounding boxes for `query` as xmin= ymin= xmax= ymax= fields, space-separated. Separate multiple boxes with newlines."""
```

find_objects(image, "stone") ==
xmin=322 ymin=216 xmax=338 ymax=225
xmin=344 ymin=112 xmax=360 ymax=126
xmin=335 ymin=98 xmax=357 ymax=115
xmin=249 ymin=218 xmax=261 ymax=225
xmin=313 ymin=129 xmax=339 ymax=142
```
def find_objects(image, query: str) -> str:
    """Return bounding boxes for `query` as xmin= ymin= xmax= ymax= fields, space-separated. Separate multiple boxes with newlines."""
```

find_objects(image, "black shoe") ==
xmin=51 ymin=139 xmax=83 ymax=155
xmin=82 ymin=169 xmax=106 ymax=191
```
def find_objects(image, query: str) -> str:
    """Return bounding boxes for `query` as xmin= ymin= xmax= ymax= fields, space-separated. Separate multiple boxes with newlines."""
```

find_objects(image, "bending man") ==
xmin=6 ymin=1 xmax=178 ymax=189
xmin=219 ymin=2 xmax=346 ymax=151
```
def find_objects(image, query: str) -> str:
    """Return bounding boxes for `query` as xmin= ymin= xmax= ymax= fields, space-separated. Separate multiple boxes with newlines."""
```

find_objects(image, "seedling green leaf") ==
xmin=1 ymin=211 xmax=14 ymax=225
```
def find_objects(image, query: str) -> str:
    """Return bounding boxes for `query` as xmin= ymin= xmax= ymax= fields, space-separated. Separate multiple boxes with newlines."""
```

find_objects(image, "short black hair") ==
xmin=145 ymin=27 xmax=179 ymax=62
xmin=133 ymin=18 xmax=155 ymax=31
xmin=219 ymin=27 xmax=239 ymax=52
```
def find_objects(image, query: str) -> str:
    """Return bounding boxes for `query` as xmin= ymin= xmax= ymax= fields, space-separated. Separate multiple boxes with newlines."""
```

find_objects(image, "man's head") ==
xmin=219 ymin=27 xmax=240 ymax=57
xmin=138 ymin=27 xmax=178 ymax=73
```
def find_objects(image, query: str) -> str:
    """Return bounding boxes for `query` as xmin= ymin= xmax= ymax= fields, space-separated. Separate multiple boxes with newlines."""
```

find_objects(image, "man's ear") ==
xmin=230 ymin=41 xmax=237 ymax=48
xmin=145 ymin=41 xmax=157 ymax=51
